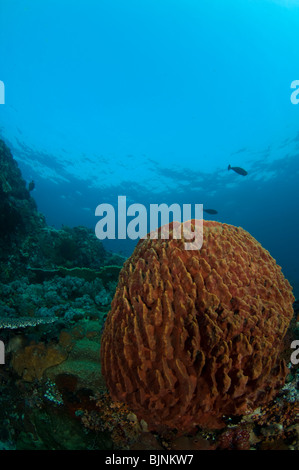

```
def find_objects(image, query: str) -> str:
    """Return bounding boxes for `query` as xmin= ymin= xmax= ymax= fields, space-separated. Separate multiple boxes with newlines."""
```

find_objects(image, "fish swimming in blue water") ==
xmin=28 ymin=180 xmax=35 ymax=191
xmin=203 ymin=209 xmax=218 ymax=215
xmin=228 ymin=164 xmax=248 ymax=176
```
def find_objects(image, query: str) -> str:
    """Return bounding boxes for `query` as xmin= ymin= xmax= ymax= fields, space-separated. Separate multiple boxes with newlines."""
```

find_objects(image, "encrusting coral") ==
xmin=11 ymin=342 xmax=67 ymax=382
xmin=101 ymin=220 xmax=295 ymax=432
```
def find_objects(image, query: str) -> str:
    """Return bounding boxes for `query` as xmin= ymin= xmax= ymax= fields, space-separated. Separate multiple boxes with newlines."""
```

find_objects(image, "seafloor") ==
xmin=0 ymin=138 xmax=298 ymax=450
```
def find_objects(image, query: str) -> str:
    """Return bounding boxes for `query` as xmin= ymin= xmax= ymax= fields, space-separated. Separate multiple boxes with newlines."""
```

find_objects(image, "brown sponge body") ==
xmin=100 ymin=220 xmax=294 ymax=431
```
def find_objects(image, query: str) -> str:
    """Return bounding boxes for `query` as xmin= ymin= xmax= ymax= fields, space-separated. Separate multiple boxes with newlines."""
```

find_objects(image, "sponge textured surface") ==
xmin=100 ymin=220 xmax=294 ymax=431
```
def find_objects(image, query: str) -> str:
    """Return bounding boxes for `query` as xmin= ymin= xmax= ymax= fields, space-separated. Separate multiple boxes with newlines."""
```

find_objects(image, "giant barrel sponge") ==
xmin=100 ymin=220 xmax=294 ymax=431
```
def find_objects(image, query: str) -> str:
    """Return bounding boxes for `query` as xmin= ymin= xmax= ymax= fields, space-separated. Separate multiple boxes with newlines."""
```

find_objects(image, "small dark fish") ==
xmin=203 ymin=209 xmax=218 ymax=215
xmin=228 ymin=164 xmax=248 ymax=176
xmin=28 ymin=180 xmax=35 ymax=191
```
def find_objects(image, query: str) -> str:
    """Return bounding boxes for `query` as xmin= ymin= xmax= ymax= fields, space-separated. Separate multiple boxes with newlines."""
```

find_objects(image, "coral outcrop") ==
xmin=0 ymin=139 xmax=44 ymax=240
xmin=101 ymin=220 xmax=295 ymax=432
xmin=0 ymin=138 xmax=125 ymax=284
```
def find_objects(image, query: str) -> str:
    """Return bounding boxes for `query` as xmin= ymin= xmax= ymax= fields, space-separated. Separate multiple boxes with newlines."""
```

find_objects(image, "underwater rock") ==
xmin=0 ymin=139 xmax=42 ymax=236
xmin=0 ymin=139 xmax=125 ymax=283
xmin=26 ymin=264 xmax=122 ymax=286
xmin=34 ymin=225 xmax=110 ymax=271
xmin=16 ymin=407 xmax=112 ymax=450
xmin=0 ymin=139 xmax=46 ymax=281
xmin=101 ymin=220 xmax=295 ymax=432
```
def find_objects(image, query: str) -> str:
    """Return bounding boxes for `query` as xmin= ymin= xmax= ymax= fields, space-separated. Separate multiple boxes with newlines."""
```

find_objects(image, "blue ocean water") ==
xmin=1 ymin=0 xmax=299 ymax=297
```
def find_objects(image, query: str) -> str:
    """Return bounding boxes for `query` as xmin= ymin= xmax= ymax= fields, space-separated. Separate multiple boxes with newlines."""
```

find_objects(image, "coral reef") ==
xmin=45 ymin=320 xmax=105 ymax=392
xmin=0 ymin=139 xmax=44 ymax=241
xmin=0 ymin=138 xmax=297 ymax=450
xmin=0 ymin=138 xmax=125 ymax=284
xmin=11 ymin=342 xmax=67 ymax=382
xmin=0 ymin=138 xmax=126 ymax=449
xmin=101 ymin=220 xmax=295 ymax=432
xmin=80 ymin=393 xmax=146 ymax=449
